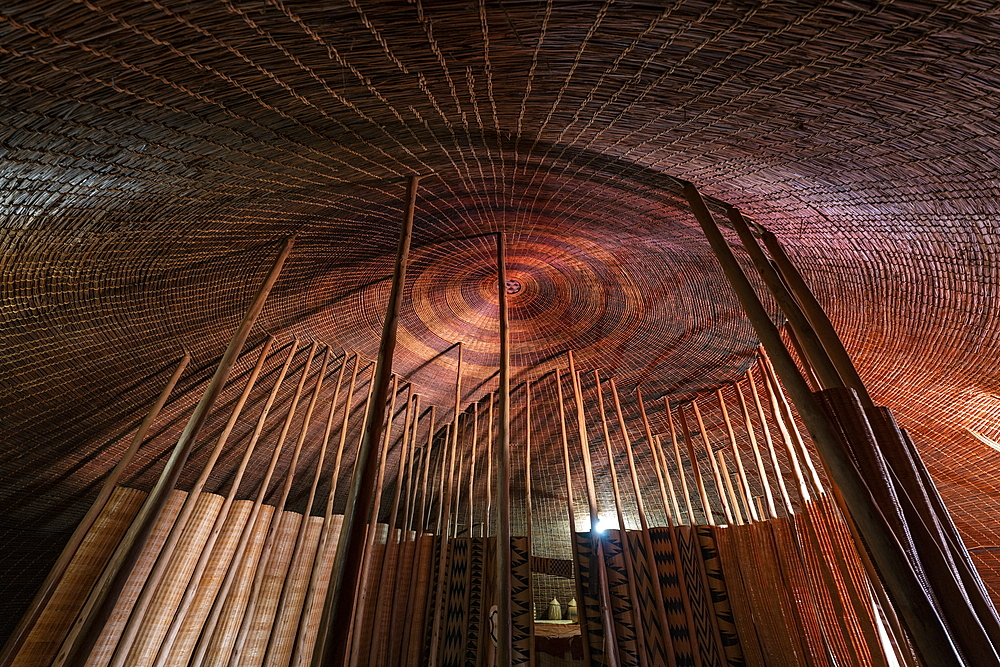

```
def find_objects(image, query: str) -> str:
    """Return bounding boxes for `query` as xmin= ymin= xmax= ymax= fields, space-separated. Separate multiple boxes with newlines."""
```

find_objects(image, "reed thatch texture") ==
xmin=3 ymin=0 xmax=1000 ymax=645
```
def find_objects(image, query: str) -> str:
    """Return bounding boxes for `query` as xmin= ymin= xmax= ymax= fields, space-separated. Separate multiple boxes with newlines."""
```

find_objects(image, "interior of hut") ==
xmin=3 ymin=1 xmax=1000 ymax=666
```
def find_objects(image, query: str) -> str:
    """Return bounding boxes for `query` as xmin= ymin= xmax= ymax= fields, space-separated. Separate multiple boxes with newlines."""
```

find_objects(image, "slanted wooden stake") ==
xmin=317 ymin=175 xmax=418 ymax=667
xmin=0 ymin=350 xmax=190 ymax=667
xmin=57 ymin=236 xmax=294 ymax=667
xmin=682 ymin=179 xmax=964 ymax=667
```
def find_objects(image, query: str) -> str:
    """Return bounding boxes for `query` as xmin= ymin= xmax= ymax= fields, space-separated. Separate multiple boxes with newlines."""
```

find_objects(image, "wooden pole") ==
xmin=677 ymin=404 xmax=715 ymax=525
xmin=496 ymin=231 xmax=513 ymax=667
xmin=717 ymin=387 xmax=760 ymax=522
xmin=554 ymin=370 xmax=592 ymax=666
xmin=57 ymin=236 xmax=294 ymax=667
xmin=747 ymin=369 xmax=795 ymax=516
xmin=419 ymin=407 xmax=437 ymax=534
xmin=289 ymin=352 xmax=357 ymax=667
xmin=665 ymin=401 xmax=695 ymax=524
xmin=735 ymin=381 xmax=777 ymax=519
xmin=610 ymin=378 xmax=676 ymax=667
xmin=692 ymin=400 xmax=734 ymax=525
xmin=681 ymin=180 xmax=964 ymax=667
xmin=226 ymin=342 xmax=322 ymax=667
xmin=429 ymin=346 xmax=463 ymax=664
xmin=635 ymin=386 xmax=674 ymax=526
xmin=486 ymin=392 xmax=494 ymax=538
xmin=317 ymin=175 xmax=418 ymax=667
xmin=755 ymin=226 xmax=873 ymax=409
xmin=0 ymin=350 xmax=190 ymax=667
xmin=716 ymin=452 xmax=745 ymax=525
xmin=188 ymin=339 xmax=300 ymax=667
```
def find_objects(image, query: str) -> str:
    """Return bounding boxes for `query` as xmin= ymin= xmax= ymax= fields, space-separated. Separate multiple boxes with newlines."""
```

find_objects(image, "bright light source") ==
xmin=594 ymin=517 xmax=618 ymax=533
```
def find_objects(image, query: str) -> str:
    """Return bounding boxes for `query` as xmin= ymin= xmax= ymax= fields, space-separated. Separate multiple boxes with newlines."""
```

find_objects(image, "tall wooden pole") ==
xmin=665 ymin=401 xmax=695 ymax=524
xmin=0 ymin=350 xmax=190 ymax=667
xmin=681 ymin=180 xmax=964 ymax=667
xmin=717 ymin=387 xmax=760 ymax=522
xmin=57 ymin=236 xmax=294 ymax=667
xmin=496 ymin=233 xmax=513 ymax=667
xmin=317 ymin=176 xmax=418 ymax=667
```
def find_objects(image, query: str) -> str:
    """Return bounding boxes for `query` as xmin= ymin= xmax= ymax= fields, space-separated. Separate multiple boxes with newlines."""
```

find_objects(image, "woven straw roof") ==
xmin=3 ymin=0 xmax=1000 ymax=639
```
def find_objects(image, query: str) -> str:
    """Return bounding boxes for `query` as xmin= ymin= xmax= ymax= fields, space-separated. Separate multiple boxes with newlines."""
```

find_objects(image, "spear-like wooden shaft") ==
xmin=0 ymin=350 xmax=190 ymax=667
xmin=693 ymin=400 xmax=734 ymax=525
xmin=747 ymin=369 xmax=795 ymax=516
xmin=496 ymin=230 xmax=513 ymax=667
xmin=555 ymin=370 xmax=592 ymax=667
xmin=635 ymin=386 xmax=674 ymax=525
xmin=58 ymin=236 xmax=294 ymax=667
xmin=735 ymin=382 xmax=777 ymax=519
xmin=226 ymin=342 xmax=321 ymax=667
xmin=665 ymin=401 xmax=695 ymax=524
xmin=677 ymin=404 xmax=714 ymax=525
xmin=418 ymin=407 xmax=436 ymax=534
xmin=317 ymin=175 xmax=418 ymax=667
xmin=188 ymin=340 xmax=300 ymax=667
xmin=717 ymin=388 xmax=760 ymax=522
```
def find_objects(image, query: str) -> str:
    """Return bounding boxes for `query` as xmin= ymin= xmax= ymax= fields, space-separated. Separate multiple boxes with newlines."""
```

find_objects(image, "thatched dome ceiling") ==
xmin=3 ymin=0 xmax=1000 ymax=638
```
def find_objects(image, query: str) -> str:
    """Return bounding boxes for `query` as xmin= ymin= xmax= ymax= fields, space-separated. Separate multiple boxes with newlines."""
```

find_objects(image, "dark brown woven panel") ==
xmin=3 ymin=0 xmax=1000 ymax=644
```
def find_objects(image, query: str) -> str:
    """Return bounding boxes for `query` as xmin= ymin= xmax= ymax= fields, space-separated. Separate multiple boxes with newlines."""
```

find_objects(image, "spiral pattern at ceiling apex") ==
xmin=392 ymin=227 xmax=760 ymax=398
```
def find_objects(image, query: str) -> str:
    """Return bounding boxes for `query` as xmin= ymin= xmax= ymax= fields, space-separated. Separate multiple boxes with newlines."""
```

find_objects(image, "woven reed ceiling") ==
xmin=4 ymin=0 xmax=1000 ymax=627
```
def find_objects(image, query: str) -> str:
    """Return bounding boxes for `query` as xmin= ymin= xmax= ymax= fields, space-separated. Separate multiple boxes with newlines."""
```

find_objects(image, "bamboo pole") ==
xmin=110 ymin=339 xmax=280 ymax=667
xmin=735 ymin=382 xmax=777 ymax=519
xmin=226 ymin=341 xmax=322 ymax=667
xmin=349 ymin=375 xmax=399 ymax=667
xmin=677 ymin=404 xmax=715 ymax=525
xmin=153 ymin=339 xmax=297 ymax=667
xmin=58 ymin=237 xmax=294 ymax=667
xmin=717 ymin=388 xmax=760 ymax=522
xmin=261 ymin=348 xmax=338 ymax=665
xmin=469 ymin=401 xmax=478 ymax=537
xmin=610 ymin=378 xmax=676 ymax=667
xmin=0 ymin=350 xmax=191 ymax=667
xmin=429 ymin=345 xmax=463 ymax=664
xmin=692 ymin=400 xmax=734 ymax=525
xmin=635 ymin=386 xmax=674 ymax=526
xmin=554 ymin=370 xmax=592 ymax=666
xmin=655 ymin=436 xmax=684 ymax=524
xmin=682 ymin=180 xmax=964 ymax=667
xmin=403 ymin=396 xmax=423 ymax=533
xmin=568 ymin=353 xmax=619 ymax=667
xmin=522 ymin=379 xmax=535 ymax=663
xmin=594 ymin=370 xmax=646 ymax=666
xmin=747 ymin=370 xmax=795 ymax=516
xmin=351 ymin=375 xmax=400 ymax=665
xmin=419 ymin=407 xmax=436 ymax=534
xmin=289 ymin=353 xmax=357 ymax=667
xmin=496 ymin=232 xmax=513 ymax=667
xmin=188 ymin=339 xmax=300 ymax=667
xmin=759 ymin=363 xmax=811 ymax=506
xmin=317 ymin=175 xmax=418 ymax=667
xmin=717 ymin=452 xmax=745 ymax=525
xmin=665 ymin=402 xmax=695 ymax=524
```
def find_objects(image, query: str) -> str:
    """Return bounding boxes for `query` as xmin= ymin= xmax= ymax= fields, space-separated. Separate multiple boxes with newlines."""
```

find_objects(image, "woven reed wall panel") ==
xmin=3 ymin=0 xmax=1000 ymax=633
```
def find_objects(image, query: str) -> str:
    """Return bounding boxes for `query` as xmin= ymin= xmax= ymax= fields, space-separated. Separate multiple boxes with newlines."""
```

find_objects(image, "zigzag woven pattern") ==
xmin=442 ymin=537 xmax=471 ymax=667
xmin=627 ymin=530 xmax=672 ymax=667
xmin=676 ymin=526 xmax=727 ymax=667
xmin=650 ymin=526 xmax=698 ymax=667
xmin=574 ymin=531 xmax=610 ymax=667
xmin=602 ymin=530 xmax=641 ymax=667
xmin=510 ymin=536 xmax=534 ymax=666
xmin=696 ymin=526 xmax=744 ymax=667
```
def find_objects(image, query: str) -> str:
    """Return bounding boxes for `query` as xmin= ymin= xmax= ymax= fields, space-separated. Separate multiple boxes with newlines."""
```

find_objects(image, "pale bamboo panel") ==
xmin=160 ymin=500 xmax=253 ymax=667
xmin=202 ymin=504 xmax=275 ymax=667
xmin=12 ymin=487 xmax=147 ymax=667
xmin=262 ymin=516 xmax=323 ymax=667
xmin=124 ymin=493 xmax=224 ymax=667
xmin=85 ymin=490 xmax=188 ymax=667
xmin=291 ymin=515 xmax=344 ymax=667
xmin=236 ymin=510 xmax=302 ymax=667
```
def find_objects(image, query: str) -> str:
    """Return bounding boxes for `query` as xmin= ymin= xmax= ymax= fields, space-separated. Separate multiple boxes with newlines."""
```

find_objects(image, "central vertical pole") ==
xmin=496 ymin=232 xmax=513 ymax=667
xmin=317 ymin=175 xmax=419 ymax=667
